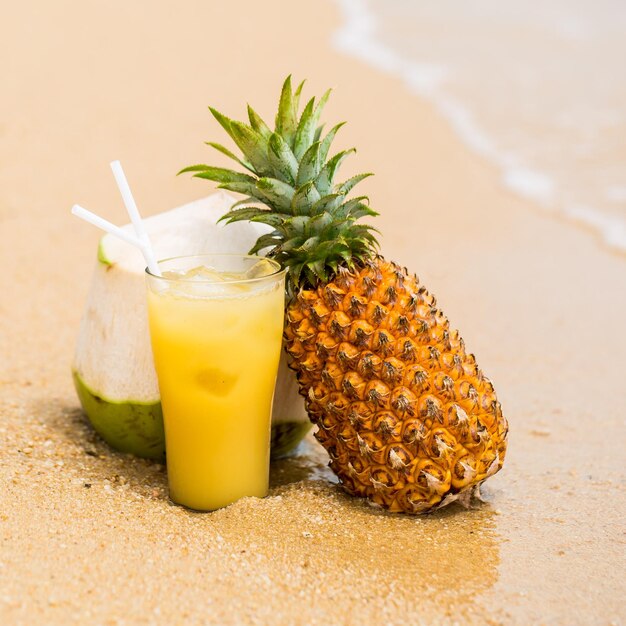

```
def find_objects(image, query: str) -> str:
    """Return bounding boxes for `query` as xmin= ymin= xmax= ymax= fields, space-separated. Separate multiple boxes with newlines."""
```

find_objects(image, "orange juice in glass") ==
xmin=146 ymin=254 xmax=285 ymax=511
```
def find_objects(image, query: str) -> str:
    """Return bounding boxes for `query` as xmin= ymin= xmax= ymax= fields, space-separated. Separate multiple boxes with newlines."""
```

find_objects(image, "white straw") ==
xmin=109 ymin=160 xmax=161 ymax=276
xmin=72 ymin=205 xmax=143 ymax=248
xmin=71 ymin=204 xmax=160 ymax=275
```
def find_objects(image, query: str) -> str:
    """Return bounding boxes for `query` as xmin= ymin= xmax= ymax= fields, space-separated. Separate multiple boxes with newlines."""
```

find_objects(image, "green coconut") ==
xmin=72 ymin=191 xmax=310 ymax=461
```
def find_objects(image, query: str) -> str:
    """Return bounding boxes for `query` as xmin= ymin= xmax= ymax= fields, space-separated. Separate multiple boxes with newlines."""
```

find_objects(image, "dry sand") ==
xmin=1 ymin=1 xmax=625 ymax=624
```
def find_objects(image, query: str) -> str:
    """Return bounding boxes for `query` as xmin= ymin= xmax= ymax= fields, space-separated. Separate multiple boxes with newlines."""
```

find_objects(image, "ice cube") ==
xmin=245 ymin=258 xmax=278 ymax=279
xmin=161 ymin=269 xmax=187 ymax=280
xmin=184 ymin=265 xmax=226 ymax=282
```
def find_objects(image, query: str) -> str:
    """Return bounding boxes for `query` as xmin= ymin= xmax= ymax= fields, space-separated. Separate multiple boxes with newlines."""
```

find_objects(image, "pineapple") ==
xmin=180 ymin=77 xmax=508 ymax=514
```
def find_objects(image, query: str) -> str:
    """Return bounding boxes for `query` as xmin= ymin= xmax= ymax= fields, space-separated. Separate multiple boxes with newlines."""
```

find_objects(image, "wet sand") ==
xmin=1 ymin=1 xmax=625 ymax=624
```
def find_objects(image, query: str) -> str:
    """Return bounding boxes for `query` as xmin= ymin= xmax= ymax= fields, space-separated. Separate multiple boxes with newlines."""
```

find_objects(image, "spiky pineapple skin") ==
xmin=284 ymin=258 xmax=509 ymax=514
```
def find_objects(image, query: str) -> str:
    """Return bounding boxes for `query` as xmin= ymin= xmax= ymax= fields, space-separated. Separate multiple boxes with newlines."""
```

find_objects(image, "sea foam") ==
xmin=333 ymin=0 xmax=626 ymax=254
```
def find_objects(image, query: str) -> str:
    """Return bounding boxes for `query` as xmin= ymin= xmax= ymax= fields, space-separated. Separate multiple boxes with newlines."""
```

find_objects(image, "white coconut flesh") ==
xmin=73 ymin=191 xmax=310 ymax=460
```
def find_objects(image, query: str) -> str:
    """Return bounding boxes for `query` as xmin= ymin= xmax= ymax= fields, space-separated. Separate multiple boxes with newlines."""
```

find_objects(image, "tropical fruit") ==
xmin=180 ymin=77 xmax=509 ymax=513
xmin=73 ymin=192 xmax=310 ymax=460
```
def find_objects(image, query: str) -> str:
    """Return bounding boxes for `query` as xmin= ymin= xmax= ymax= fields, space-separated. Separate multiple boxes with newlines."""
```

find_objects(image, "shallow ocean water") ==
xmin=334 ymin=0 xmax=626 ymax=251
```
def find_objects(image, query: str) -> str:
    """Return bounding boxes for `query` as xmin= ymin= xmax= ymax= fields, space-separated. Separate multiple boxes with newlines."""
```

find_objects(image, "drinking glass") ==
xmin=146 ymin=254 xmax=286 ymax=510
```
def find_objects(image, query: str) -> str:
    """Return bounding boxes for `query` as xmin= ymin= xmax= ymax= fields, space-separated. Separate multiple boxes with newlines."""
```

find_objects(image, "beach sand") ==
xmin=1 ymin=1 xmax=624 ymax=624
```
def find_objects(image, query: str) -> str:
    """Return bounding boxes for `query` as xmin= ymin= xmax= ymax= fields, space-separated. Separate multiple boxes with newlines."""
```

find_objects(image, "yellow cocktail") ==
xmin=146 ymin=255 xmax=285 ymax=510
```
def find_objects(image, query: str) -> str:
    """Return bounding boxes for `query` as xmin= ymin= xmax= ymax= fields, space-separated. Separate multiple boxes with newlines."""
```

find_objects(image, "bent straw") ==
xmin=110 ymin=160 xmax=160 ymax=275
xmin=71 ymin=204 xmax=162 ymax=276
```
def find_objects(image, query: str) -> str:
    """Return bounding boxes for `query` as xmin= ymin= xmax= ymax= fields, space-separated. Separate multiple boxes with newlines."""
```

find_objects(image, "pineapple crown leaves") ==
xmin=179 ymin=75 xmax=379 ymax=290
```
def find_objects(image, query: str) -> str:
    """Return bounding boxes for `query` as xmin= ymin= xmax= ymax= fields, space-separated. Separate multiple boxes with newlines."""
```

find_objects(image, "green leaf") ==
xmin=256 ymin=177 xmax=296 ymax=211
xmin=310 ymin=193 xmax=345 ymax=215
xmin=315 ymin=240 xmax=350 ymax=258
xmin=219 ymin=207 xmax=273 ymax=224
xmin=294 ymin=236 xmax=320 ymax=253
xmin=339 ymin=196 xmax=375 ymax=218
xmin=275 ymin=75 xmax=298 ymax=148
xmin=278 ymin=237 xmax=305 ymax=252
xmin=230 ymin=195 xmax=260 ymax=209
xmin=313 ymin=89 xmax=331 ymax=124
xmin=179 ymin=165 xmax=256 ymax=184
xmin=204 ymin=142 xmax=256 ymax=173
xmin=283 ymin=215 xmax=310 ymax=236
xmin=293 ymin=89 xmax=330 ymax=160
xmin=315 ymin=149 xmax=355 ymax=195
xmin=319 ymin=122 xmax=346 ymax=164
xmin=229 ymin=122 xmax=272 ymax=176
xmin=296 ymin=142 xmax=322 ymax=187
xmin=249 ymin=233 xmax=282 ymax=255
xmin=350 ymin=224 xmax=382 ymax=245
xmin=308 ymin=212 xmax=333 ymax=233
xmin=247 ymin=105 xmax=272 ymax=139
xmin=306 ymin=259 xmax=328 ymax=282
xmin=177 ymin=164 xmax=212 ymax=174
xmin=351 ymin=223 xmax=381 ymax=235
xmin=313 ymin=125 xmax=324 ymax=143
xmin=336 ymin=172 xmax=373 ymax=195
xmin=268 ymin=133 xmax=298 ymax=184
xmin=291 ymin=182 xmax=321 ymax=215
xmin=217 ymin=181 xmax=269 ymax=204
xmin=293 ymin=97 xmax=316 ymax=160
xmin=288 ymin=262 xmax=304 ymax=289
xmin=208 ymin=109 xmax=271 ymax=172
xmin=345 ymin=205 xmax=377 ymax=220
xmin=250 ymin=213 xmax=287 ymax=228
xmin=293 ymin=80 xmax=305 ymax=114
xmin=346 ymin=204 xmax=379 ymax=220
xmin=338 ymin=248 xmax=353 ymax=264
xmin=209 ymin=107 xmax=234 ymax=137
